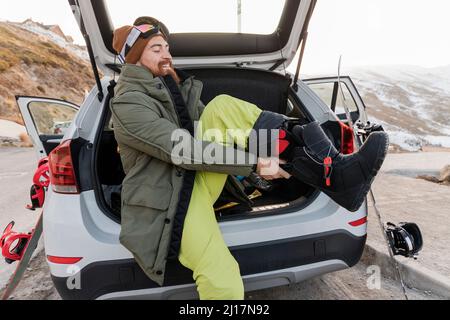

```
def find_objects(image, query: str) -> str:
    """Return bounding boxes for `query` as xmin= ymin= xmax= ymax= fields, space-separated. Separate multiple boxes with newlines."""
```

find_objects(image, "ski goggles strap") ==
xmin=118 ymin=24 xmax=161 ymax=64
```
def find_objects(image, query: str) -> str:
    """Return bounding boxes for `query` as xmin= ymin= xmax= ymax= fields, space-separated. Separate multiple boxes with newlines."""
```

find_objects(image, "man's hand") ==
xmin=256 ymin=157 xmax=291 ymax=181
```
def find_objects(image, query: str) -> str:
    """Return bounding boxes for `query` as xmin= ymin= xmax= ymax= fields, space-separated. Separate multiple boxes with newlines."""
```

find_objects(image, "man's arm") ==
xmin=110 ymin=97 xmax=256 ymax=176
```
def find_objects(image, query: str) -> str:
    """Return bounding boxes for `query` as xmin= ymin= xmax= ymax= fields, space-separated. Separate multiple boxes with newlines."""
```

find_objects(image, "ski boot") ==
xmin=282 ymin=121 xmax=389 ymax=212
xmin=386 ymin=222 xmax=423 ymax=259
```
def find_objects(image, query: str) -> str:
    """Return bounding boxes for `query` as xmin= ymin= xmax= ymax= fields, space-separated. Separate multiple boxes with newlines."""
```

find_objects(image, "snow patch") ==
xmin=423 ymin=136 xmax=450 ymax=149
xmin=15 ymin=21 xmax=89 ymax=61
xmin=0 ymin=120 xmax=26 ymax=140
xmin=387 ymin=131 xmax=423 ymax=152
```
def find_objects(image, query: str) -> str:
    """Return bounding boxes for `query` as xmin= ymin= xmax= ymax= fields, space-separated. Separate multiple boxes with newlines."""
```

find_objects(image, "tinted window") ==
xmin=308 ymin=81 xmax=358 ymax=115
xmin=28 ymin=101 xmax=77 ymax=135
xmin=107 ymin=0 xmax=286 ymax=35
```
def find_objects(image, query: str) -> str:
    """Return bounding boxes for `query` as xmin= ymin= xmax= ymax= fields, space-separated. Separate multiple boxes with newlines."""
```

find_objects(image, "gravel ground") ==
xmin=367 ymin=152 xmax=450 ymax=280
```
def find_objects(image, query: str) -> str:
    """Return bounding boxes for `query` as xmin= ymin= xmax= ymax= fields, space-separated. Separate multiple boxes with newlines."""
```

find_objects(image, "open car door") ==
xmin=16 ymin=96 xmax=79 ymax=160
xmin=304 ymin=76 xmax=368 ymax=125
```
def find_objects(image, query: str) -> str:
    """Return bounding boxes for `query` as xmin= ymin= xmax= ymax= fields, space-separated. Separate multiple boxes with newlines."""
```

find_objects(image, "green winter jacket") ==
xmin=109 ymin=64 xmax=256 ymax=286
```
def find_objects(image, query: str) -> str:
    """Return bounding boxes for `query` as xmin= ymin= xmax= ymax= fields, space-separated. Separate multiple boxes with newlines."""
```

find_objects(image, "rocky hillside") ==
xmin=0 ymin=20 xmax=94 ymax=125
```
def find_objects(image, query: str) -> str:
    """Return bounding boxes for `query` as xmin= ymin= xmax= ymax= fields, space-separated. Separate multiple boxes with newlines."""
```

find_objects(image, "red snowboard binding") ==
xmin=1 ymin=157 xmax=49 ymax=264
xmin=0 ymin=222 xmax=32 ymax=264
xmin=26 ymin=157 xmax=50 ymax=211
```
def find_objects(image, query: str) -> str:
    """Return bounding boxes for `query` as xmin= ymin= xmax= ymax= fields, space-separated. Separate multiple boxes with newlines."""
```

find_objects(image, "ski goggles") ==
xmin=118 ymin=24 xmax=165 ymax=64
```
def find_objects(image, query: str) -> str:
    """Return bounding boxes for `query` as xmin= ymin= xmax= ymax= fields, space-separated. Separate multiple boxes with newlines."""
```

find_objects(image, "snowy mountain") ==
xmin=348 ymin=65 xmax=450 ymax=151
xmin=13 ymin=19 xmax=89 ymax=61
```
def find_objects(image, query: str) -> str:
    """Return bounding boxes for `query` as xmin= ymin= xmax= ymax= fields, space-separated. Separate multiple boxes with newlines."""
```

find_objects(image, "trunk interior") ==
xmin=95 ymin=67 xmax=321 ymax=223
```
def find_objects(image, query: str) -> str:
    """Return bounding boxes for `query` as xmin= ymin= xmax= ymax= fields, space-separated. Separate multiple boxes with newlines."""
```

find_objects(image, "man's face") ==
xmin=138 ymin=35 xmax=174 ymax=77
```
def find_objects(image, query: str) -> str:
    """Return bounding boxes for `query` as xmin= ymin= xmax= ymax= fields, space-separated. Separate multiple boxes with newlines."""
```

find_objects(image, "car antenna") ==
xmin=337 ymin=56 xmax=354 ymax=128
xmin=74 ymin=0 xmax=104 ymax=102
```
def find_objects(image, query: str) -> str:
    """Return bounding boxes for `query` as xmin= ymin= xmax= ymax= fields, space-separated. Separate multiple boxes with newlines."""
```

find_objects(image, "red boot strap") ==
xmin=324 ymin=157 xmax=333 ymax=187
xmin=276 ymin=129 xmax=290 ymax=156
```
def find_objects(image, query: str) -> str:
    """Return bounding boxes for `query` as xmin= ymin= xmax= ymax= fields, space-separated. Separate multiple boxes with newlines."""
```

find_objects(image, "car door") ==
xmin=304 ymin=76 xmax=368 ymax=125
xmin=16 ymin=96 xmax=79 ymax=160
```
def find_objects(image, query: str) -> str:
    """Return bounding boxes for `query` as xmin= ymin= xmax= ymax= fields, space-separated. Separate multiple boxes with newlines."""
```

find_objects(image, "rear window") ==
xmin=107 ymin=0 xmax=286 ymax=35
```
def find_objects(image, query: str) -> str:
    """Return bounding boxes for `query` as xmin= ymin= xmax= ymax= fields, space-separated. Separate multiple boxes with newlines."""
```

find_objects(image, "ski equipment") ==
xmin=285 ymin=121 xmax=389 ymax=212
xmin=336 ymin=57 xmax=423 ymax=300
xmin=1 ymin=157 xmax=50 ymax=299
xmin=386 ymin=222 xmax=423 ymax=259
xmin=1 ymin=211 xmax=43 ymax=300
xmin=26 ymin=157 xmax=50 ymax=211
xmin=0 ymin=222 xmax=32 ymax=264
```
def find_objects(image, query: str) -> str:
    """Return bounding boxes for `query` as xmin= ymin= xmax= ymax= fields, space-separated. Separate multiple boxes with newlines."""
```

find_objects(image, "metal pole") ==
xmin=237 ymin=0 xmax=242 ymax=33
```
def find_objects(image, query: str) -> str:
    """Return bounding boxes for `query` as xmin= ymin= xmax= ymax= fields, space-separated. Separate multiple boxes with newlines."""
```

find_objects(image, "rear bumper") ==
xmin=52 ymin=229 xmax=366 ymax=300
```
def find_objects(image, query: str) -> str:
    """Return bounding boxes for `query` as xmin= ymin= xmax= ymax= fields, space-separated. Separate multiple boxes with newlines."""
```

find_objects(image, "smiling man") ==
xmin=109 ymin=16 xmax=389 ymax=300
xmin=110 ymin=16 xmax=295 ymax=301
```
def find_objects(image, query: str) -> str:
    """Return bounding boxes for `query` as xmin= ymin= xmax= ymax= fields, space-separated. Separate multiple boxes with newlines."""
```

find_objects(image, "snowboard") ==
xmin=1 ymin=211 xmax=43 ymax=300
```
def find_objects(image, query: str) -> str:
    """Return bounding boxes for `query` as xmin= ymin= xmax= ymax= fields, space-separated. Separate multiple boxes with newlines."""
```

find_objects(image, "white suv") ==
xmin=17 ymin=0 xmax=372 ymax=300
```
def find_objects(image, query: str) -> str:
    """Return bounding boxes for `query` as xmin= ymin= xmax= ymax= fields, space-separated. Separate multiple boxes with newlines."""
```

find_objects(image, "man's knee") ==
xmin=205 ymin=94 xmax=234 ymax=115
xmin=211 ymin=94 xmax=233 ymax=105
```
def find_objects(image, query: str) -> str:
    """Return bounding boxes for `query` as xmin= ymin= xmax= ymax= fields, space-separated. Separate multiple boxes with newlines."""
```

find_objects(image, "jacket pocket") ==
xmin=122 ymin=183 xmax=172 ymax=211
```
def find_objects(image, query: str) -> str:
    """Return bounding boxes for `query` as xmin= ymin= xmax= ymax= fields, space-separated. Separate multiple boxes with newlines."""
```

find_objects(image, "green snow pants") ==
xmin=178 ymin=95 xmax=263 ymax=300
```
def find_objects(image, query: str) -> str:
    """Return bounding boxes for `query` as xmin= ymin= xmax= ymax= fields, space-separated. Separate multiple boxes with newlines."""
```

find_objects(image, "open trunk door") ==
xmin=69 ymin=0 xmax=316 ymax=73
xmin=16 ymin=96 xmax=79 ymax=160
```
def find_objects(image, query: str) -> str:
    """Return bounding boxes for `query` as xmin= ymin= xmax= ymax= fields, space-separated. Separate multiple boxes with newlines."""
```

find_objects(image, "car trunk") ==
xmin=70 ymin=0 xmax=316 ymax=73
xmin=94 ymin=67 xmax=320 ymax=222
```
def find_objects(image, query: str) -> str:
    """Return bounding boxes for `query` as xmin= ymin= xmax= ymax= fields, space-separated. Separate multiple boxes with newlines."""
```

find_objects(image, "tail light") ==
xmin=349 ymin=217 xmax=368 ymax=227
xmin=47 ymin=255 xmax=83 ymax=264
xmin=339 ymin=122 xmax=355 ymax=155
xmin=48 ymin=140 xmax=79 ymax=194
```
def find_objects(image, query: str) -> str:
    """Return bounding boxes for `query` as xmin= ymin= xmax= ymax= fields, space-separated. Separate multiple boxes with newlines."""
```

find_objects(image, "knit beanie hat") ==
xmin=112 ymin=17 xmax=170 ymax=64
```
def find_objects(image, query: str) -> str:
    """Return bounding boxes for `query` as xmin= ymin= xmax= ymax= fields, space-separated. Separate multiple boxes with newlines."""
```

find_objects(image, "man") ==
xmin=110 ymin=17 xmax=389 ymax=300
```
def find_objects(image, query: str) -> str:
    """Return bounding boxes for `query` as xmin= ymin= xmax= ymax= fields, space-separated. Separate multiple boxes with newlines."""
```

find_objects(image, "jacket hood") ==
xmin=114 ymin=64 xmax=196 ymax=99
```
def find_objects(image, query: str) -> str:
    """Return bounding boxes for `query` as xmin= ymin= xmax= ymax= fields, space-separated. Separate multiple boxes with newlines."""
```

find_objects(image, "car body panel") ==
xmin=44 ymin=187 xmax=367 ymax=277
xmin=97 ymin=260 xmax=350 ymax=300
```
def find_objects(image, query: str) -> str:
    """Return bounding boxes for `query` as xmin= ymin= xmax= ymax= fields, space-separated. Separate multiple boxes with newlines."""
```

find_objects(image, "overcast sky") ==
xmin=1 ymin=0 xmax=449 ymax=74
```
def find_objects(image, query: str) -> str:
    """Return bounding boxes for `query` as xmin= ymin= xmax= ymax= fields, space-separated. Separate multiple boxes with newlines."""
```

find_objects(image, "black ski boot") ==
xmin=283 ymin=121 xmax=389 ymax=212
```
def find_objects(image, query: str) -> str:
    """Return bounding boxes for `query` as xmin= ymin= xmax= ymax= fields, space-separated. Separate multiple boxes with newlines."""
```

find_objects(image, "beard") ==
xmin=158 ymin=60 xmax=174 ymax=76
